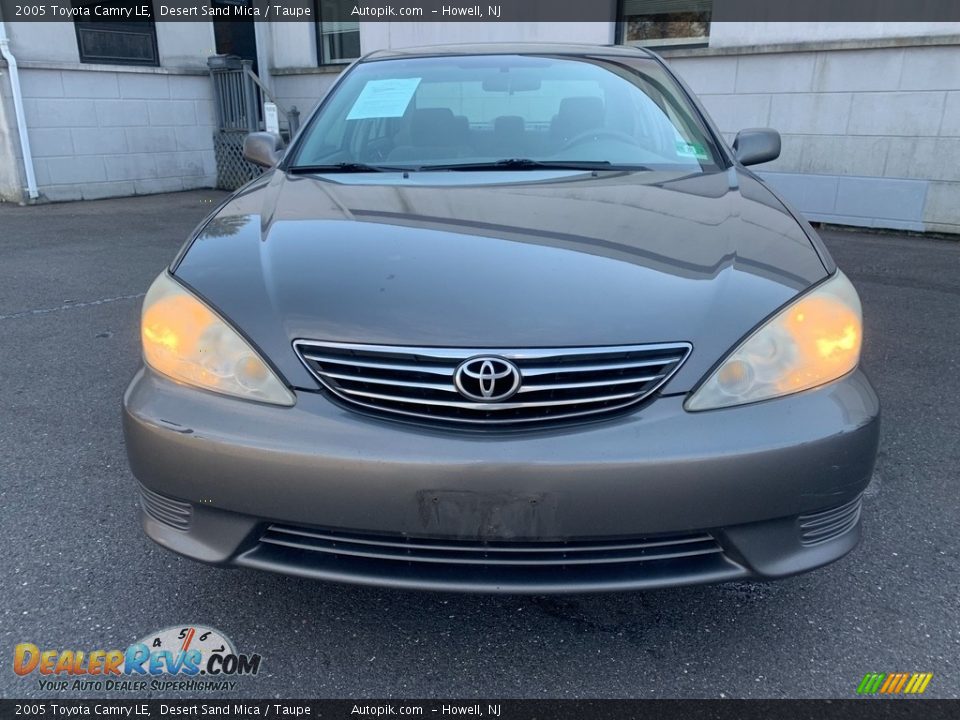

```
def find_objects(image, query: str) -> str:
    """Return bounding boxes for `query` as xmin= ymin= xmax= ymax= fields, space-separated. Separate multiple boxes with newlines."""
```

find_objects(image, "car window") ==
xmin=291 ymin=54 xmax=723 ymax=171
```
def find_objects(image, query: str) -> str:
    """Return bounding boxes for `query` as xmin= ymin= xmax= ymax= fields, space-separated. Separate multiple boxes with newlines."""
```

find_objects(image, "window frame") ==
xmin=314 ymin=0 xmax=361 ymax=67
xmin=73 ymin=3 xmax=159 ymax=67
xmin=615 ymin=0 xmax=712 ymax=50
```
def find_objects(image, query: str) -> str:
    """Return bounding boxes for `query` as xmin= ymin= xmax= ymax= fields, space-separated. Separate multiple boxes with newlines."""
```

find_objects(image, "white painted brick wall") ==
xmin=847 ymin=92 xmax=945 ymax=136
xmin=17 ymin=67 xmax=216 ymax=202
xmin=797 ymin=136 xmax=888 ymax=176
xmin=813 ymin=49 xmax=904 ymax=92
xmin=1 ymin=69 xmax=29 ymax=200
xmin=271 ymin=73 xmax=341 ymax=124
xmin=924 ymin=182 xmax=959 ymax=228
xmin=768 ymin=93 xmax=852 ymax=135
xmin=667 ymin=43 xmax=960 ymax=233
xmin=938 ymin=92 xmax=960 ymax=134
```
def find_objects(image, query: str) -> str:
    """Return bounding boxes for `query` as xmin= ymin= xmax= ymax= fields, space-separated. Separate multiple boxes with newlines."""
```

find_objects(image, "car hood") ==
xmin=174 ymin=168 xmax=830 ymax=393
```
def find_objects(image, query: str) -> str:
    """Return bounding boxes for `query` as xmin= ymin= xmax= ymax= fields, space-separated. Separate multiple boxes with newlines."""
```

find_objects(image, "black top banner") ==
xmin=1 ymin=0 xmax=960 ymax=22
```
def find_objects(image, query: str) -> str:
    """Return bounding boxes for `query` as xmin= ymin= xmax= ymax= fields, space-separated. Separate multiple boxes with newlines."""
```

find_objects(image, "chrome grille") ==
xmin=294 ymin=341 xmax=691 ymax=427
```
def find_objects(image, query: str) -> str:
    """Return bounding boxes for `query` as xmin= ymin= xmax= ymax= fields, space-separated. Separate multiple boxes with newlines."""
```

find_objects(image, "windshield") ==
xmin=289 ymin=54 xmax=725 ymax=172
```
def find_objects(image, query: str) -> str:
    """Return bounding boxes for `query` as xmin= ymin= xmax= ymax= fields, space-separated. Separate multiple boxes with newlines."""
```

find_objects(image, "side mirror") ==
xmin=243 ymin=131 xmax=283 ymax=168
xmin=733 ymin=128 xmax=781 ymax=166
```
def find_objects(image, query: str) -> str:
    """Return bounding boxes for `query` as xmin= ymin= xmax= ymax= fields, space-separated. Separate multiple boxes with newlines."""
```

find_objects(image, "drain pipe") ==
xmin=0 ymin=21 xmax=39 ymax=200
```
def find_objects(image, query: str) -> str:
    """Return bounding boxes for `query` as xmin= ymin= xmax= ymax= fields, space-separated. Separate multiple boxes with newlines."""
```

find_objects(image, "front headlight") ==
xmin=140 ymin=272 xmax=295 ymax=406
xmin=686 ymin=271 xmax=862 ymax=411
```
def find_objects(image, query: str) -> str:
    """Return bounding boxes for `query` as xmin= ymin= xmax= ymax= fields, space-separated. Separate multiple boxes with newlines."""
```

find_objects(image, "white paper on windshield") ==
xmin=346 ymin=78 xmax=421 ymax=120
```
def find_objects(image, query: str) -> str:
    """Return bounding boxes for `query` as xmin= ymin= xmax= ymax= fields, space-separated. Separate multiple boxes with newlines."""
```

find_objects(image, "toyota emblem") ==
xmin=454 ymin=356 xmax=521 ymax=402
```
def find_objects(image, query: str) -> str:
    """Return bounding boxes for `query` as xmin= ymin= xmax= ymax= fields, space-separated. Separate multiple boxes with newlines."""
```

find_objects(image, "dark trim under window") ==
xmin=619 ymin=0 xmax=712 ymax=48
xmin=314 ymin=0 xmax=360 ymax=66
xmin=73 ymin=1 xmax=159 ymax=67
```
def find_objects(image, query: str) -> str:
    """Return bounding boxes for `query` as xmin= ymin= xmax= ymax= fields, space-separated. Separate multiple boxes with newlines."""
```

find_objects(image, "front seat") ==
xmin=388 ymin=108 xmax=470 ymax=161
xmin=492 ymin=115 xmax=527 ymax=156
xmin=550 ymin=96 xmax=605 ymax=148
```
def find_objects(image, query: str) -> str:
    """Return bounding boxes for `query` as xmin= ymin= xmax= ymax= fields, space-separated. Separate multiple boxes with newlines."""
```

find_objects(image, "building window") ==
xmin=620 ymin=0 xmax=711 ymax=48
xmin=316 ymin=0 xmax=360 ymax=65
xmin=73 ymin=1 xmax=158 ymax=66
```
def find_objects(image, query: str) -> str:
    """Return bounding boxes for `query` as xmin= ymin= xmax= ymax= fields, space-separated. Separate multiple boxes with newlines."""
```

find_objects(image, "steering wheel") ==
xmin=364 ymin=145 xmax=389 ymax=162
xmin=560 ymin=128 xmax=642 ymax=151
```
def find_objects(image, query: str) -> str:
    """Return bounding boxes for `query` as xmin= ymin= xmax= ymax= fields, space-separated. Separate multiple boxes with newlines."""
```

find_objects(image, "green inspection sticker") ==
xmin=675 ymin=140 xmax=709 ymax=160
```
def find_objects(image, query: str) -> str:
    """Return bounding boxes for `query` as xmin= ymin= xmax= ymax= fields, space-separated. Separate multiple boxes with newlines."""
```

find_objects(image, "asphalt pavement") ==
xmin=0 ymin=191 xmax=958 ymax=699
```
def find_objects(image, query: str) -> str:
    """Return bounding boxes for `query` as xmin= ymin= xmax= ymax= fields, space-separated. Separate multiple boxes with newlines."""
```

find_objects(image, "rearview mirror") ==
xmin=243 ymin=131 xmax=283 ymax=168
xmin=733 ymin=128 xmax=781 ymax=166
xmin=481 ymin=74 xmax=542 ymax=92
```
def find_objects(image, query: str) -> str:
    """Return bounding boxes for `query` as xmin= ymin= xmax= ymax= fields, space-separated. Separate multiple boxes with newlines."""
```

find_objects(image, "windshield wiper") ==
xmin=288 ymin=162 xmax=410 ymax=174
xmin=416 ymin=159 xmax=649 ymax=172
xmin=288 ymin=159 xmax=652 ymax=174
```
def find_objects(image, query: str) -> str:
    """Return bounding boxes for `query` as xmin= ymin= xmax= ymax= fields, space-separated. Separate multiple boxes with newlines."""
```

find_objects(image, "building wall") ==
xmin=1 ymin=22 xmax=217 ymax=202
xmin=360 ymin=21 xmax=614 ymax=54
xmin=270 ymin=22 xmax=616 ymax=122
xmin=708 ymin=21 xmax=960 ymax=48
xmin=0 ymin=69 xmax=26 ymax=201
xmin=14 ymin=67 xmax=217 ymax=201
xmin=4 ymin=21 xmax=213 ymax=67
xmin=268 ymin=23 xmax=318 ymax=70
xmin=666 ymin=41 xmax=960 ymax=233
xmin=270 ymin=71 xmax=340 ymax=124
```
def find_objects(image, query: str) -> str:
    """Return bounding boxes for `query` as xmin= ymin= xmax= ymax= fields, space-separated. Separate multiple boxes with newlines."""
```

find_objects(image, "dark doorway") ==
xmin=212 ymin=3 xmax=258 ymax=74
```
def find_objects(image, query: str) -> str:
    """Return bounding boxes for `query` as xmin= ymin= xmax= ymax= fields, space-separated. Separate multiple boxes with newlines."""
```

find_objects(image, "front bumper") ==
xmin=123 ymin=368 xmax=880 ymax=593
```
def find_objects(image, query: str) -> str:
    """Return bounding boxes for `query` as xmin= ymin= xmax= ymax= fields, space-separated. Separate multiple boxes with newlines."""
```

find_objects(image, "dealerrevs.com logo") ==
xmin=13 ymin=625 xmax=262 ymax=692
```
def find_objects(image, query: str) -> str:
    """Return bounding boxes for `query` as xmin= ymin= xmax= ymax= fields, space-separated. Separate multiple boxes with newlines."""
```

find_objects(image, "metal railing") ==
xmin=207 ymin=55 xmax=301 ymax=190
xmin=208 ymin=55 xmax=258 ymax=132
xmin=241 ymin=63 xmax=301 ymax=135
xmin=207 ymin=55 xmax=300 ymax=135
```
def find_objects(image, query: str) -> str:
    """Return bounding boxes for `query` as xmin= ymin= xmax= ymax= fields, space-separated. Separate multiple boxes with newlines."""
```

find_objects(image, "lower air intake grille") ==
xmin=259 ymin=524 xmax=724 ymax=568
xmin=138 ymin=483 xmax=192 ymax=531
xmin=798 ymin=494 xmax=863 ymax=546
xmin=294 ymin=340 xmax=691 ymax=428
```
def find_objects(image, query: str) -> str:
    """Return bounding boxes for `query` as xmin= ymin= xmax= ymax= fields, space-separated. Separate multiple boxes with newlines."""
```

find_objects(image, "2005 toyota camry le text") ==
xmin=122 ymin=44 xmax=880 ymax=593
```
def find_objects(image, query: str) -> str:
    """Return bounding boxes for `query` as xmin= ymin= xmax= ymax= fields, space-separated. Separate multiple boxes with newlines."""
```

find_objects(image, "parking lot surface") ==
xmin=1 ymin=191 xmax=957 ymax=698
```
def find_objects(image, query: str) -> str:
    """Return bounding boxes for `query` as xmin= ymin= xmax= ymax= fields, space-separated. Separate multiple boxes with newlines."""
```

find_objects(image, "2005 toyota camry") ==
xmin=123 ymin=43 xmax=880 ymax=593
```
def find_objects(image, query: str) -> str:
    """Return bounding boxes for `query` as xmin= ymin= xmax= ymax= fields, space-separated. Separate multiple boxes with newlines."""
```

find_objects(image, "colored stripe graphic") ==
xmin=856 ymin=674 xmax=876 ymax=694
xmin=857 ymin=672 xmax=932 ymax=695
xmin=857 ymin=673 xmax=886 ymax=694
xmin=889 ymin=673 xmax=909 ymax=693
xmin=879 ymin=674 xmax=897 ymax=693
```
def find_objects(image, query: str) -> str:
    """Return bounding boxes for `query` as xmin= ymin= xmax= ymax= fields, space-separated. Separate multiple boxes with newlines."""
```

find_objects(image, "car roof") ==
xmin=361 ymin=42 xmax=657 ymax=62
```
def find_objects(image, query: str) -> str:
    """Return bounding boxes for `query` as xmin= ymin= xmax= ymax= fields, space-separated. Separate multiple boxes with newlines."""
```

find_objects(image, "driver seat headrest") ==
xmin=551 ymin=96 xmax=605 ymax=143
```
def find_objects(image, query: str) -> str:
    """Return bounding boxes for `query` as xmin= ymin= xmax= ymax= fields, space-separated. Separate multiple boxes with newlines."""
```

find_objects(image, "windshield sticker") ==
xmin=675 ymin=140 xmax=709 ymax=161
xmin=347 ymin=78 xmax=422 ymax=120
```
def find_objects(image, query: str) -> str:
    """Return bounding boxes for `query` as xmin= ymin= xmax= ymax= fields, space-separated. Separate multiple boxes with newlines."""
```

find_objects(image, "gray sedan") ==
xmin=123 ymin=44 xmax=879 ymax=593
